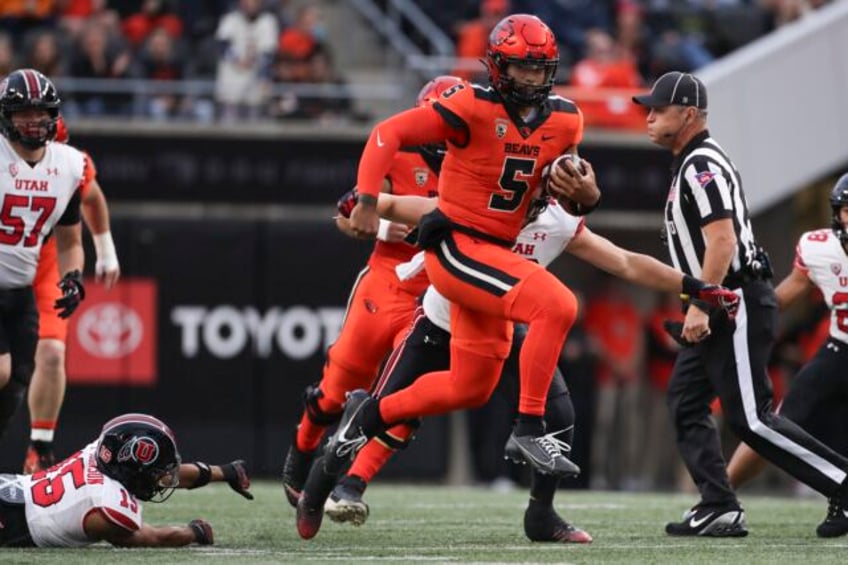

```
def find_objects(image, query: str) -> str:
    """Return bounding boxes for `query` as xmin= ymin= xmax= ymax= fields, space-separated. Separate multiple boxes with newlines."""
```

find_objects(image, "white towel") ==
xmin=395 ymin=251 xmax=426 ymax=281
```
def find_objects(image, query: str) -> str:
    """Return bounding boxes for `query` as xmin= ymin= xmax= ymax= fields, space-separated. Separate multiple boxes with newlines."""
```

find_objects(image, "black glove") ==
xmin=662 ymin=320 xmax=692 ymax=348
xmin=337 ymin=189 xmax=358 ymax=219
xmin=188 ymin=519 xmax=214 ymax=545
xmin=220 ymin=459 xmax=253 ymax=500
xmin=54 ymin=270 xmax=85 ymax=319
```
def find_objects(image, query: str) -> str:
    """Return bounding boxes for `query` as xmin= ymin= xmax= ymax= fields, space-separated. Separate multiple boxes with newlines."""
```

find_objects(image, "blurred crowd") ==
xmin=0 ymin=0 xmax=360 ymax=122
xmin=470 ymin=279 xmax=830 ymax=494
xmin=424 ymin=0 xmax=833 ymax=128
xmin=0 ymin=1 xmax=835 ymax=127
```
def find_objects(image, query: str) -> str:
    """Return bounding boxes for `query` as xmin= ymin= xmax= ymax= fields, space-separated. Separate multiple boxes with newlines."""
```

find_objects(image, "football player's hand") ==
xmin=547 ymin=156 xmax=600 ymax=208
xmin=54 ymin=270 xmax=85 ymax=319
xmin=382 ymin=222 xmax=412 ymax=243
xmin=682 ymin=303 xmax=711 ymax=343
xmin=349 ymin=195 xmax=380 ymax=239
xmin=188 ymin=519 xmax=214 ymax=545
xmin=96 ymin=258 xmax=120 ymax=289
xmin=693 ymin=285 xmax=739 ymax=320
xmin=336 ymin=188 xmax=358 ymax=219
xmin=220 ymin=460 xmax=253 ymax=500
xmin=662 ymin=320 xmax=690 ymax=347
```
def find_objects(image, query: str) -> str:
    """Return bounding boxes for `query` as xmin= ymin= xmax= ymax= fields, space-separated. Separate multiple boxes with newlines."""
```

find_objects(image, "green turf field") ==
xmin=4 ymin=482 xmax=847 ymax=564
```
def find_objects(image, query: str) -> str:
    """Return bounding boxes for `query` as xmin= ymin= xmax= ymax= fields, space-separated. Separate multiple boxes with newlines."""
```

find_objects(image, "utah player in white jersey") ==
xmin=727 ymin=173 xmax=848 ymax=537
xmin=0 ymin=69 xmax=86 ymax=439
xmin=297 ymin=188 xmax=737 ymax=542
xmin=0 ymin=413 xmax=253 ymax=547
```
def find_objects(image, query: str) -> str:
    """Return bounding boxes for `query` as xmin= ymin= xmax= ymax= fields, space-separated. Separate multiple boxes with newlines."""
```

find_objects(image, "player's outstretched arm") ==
xmin=566 ymin=227 xmax=693 ymax=292
xmin=774 ymin=266 xmax=813 ymax=310
xmin=84 ymin=510 xmax=212 ymax=547
xmin=180 ymin=460 xmax=253 ymax=500
xmin=377 ymin=193 xmax=438 ymax=225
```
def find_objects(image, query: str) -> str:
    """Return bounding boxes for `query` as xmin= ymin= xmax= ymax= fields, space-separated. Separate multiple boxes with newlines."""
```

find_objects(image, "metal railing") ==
xmin=348 ymin=0 xmax=454 ymax=77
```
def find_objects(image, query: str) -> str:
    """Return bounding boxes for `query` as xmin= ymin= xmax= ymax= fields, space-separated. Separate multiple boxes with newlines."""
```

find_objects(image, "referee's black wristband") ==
xmin=681 ymin=275 xmax=704 ymax=296
xmin=189 ymin=462 xmax=212 ymax=489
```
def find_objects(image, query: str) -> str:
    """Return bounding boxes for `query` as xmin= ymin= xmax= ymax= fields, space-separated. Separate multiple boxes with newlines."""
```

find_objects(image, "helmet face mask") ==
xmin=830 ymin=173 xmax=848 ymax=244
xmin=486 ymin=14 xmax=559 ymax=107
xmin=96 ymin=414 xmax=182 ymax=503
xmin=0 ymin=69 xmax=61 ymax=149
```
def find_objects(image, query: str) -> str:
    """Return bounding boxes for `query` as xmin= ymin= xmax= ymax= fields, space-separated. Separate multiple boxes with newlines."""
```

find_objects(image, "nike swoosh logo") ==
xmin=689 ymin=513 xmax=714 ymax=528
xmin=376 ymin=131 xmax=385 ymax=147
xmin=541 ymin=135 xmax=555 ymax=141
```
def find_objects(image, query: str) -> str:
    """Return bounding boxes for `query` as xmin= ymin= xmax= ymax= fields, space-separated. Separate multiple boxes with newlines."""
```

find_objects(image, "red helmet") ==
xmin=486 ymin=14 xmax=559 ymax=107
xmin=415 ymin=75 xmax=463 ymax=107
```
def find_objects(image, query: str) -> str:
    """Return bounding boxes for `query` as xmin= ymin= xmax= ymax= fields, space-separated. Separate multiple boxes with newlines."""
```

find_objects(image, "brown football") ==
xmin=553 ymin=153 xmax=586 ymax=176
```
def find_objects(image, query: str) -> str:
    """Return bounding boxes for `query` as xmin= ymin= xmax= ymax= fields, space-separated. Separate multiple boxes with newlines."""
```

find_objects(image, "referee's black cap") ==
xmin=632 ymin=71 xmax=707 ymax=110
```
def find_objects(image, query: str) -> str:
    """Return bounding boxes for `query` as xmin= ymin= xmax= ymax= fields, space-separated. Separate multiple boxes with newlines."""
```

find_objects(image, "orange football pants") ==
xmin=379 ymin=232 xmax=578 ymax=423
xmin=33 ymin=238 xmax=68 ymax=341
xmin=296 ymin=263 xmax=422 ymax=452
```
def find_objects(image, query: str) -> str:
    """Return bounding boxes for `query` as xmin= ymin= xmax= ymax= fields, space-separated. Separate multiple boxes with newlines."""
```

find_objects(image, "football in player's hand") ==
xmin=553 ymin=153 xmax=586 ymax=177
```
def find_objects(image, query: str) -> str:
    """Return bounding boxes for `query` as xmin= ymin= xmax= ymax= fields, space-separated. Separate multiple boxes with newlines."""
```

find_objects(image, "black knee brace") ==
xmin=0 ymin=379 xmax=26 ymax=439
xmin=375 ymin=418 xmax=421 ymax=451
xmin=303 ymin=383 xmax=342 ymax=427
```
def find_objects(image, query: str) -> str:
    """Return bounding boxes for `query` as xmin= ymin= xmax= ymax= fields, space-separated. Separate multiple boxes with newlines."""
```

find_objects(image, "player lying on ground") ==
xmin=0 ymin=413 xmax=252 ymax=548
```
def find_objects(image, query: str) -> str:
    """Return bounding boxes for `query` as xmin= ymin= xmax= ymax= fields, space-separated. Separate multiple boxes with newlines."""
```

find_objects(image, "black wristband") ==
xmin=681 ymin=274 xmax=704 ymax=296
xmin=189 ymin=461 xmax=212 ymax=489
xmin=359 ymin=194 xmax=378 ymax=207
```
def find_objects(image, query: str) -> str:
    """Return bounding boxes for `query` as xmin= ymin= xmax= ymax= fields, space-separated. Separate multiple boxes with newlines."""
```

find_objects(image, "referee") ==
xmin=633 ymin=71 xmax=848 ymax=538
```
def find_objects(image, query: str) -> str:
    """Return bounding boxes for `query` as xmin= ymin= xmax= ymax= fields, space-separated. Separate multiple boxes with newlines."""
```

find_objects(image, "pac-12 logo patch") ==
xmin=831 ymin=263 xmax=842 ymax=276
xmin=413 ymin=167 xmax=428 ymax=187
xmin=695 ymin=171 xmax=716 ymax=188
xmin=495 ymin=118 xmax=509 ymax=139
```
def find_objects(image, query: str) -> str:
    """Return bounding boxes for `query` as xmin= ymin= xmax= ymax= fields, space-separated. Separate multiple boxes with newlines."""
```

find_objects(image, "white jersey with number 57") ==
xmin=0 ymin=136 xmax=86 ymax=289
xmin=794 ymin=228 xmax=848 ymax=344
xmin=19 ymin=441 xmax=143 ymax=547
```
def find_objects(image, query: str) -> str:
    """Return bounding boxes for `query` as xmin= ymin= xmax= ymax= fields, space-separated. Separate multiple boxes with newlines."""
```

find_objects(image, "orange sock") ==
xmin=349 ymin=423 xmax=414 ymax=482
xmin=295 ymin=393 xmax=341 ymax=452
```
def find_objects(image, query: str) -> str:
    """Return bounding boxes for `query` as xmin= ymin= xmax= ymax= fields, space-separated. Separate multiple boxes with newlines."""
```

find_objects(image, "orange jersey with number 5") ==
xmin=432 ymin=82 xmax=583 ymax=241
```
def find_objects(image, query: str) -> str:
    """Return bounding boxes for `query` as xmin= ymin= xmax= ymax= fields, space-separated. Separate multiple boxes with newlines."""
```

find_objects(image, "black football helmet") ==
xmin=485 ymin=14 xmax=559 ymax=107
xmin=831 ymin=173 xmax=848 ymax=244
xmin=96 ymin=413 xmax=182 ymax=502
xmin=0 ymin=69 xmax=61 ymax=149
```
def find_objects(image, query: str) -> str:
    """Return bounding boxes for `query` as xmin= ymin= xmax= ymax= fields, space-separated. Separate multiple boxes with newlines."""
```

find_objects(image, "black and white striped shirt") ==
xmin=664 ymin=130 xmax=758 ymax=279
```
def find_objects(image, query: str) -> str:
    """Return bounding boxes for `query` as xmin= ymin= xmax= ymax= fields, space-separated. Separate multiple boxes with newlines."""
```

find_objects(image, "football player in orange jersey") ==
xmin=318 ymin=14 xmax=599 ymax=487
xmin=281 ymin=76 xmax=462 ymax=507
xmin=23 ymin=115 xmax=121 ymax=474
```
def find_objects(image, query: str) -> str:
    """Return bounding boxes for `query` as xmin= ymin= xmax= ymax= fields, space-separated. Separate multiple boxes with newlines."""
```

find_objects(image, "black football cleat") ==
xmin=325 ymin=474 xmax=370 ymax=526
xmin=282 ymin=438 xmax=316 ymax=508
xmin=296 ymin=493 xmax=324 ymax=540
xmin=816 ymin=496 xmax=848 ymax=538
xmin=665 ymin=503 xmax=748 ymax=537
xmin=295 ymin=455 xmax=340 ymax=539
xmin=524 ymin=505 xmax=592 ymax=544
xmin=504 ymin=429 xmax=580 ymax=478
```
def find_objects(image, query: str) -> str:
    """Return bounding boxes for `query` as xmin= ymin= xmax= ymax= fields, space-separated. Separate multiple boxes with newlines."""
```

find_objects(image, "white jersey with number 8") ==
xmin=794 ymin=228 xmax=848 ymax=344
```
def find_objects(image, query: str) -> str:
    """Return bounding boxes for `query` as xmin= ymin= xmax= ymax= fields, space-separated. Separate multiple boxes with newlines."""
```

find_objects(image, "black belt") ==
xmin=722 ymin=270 xmax=768 ymax=290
